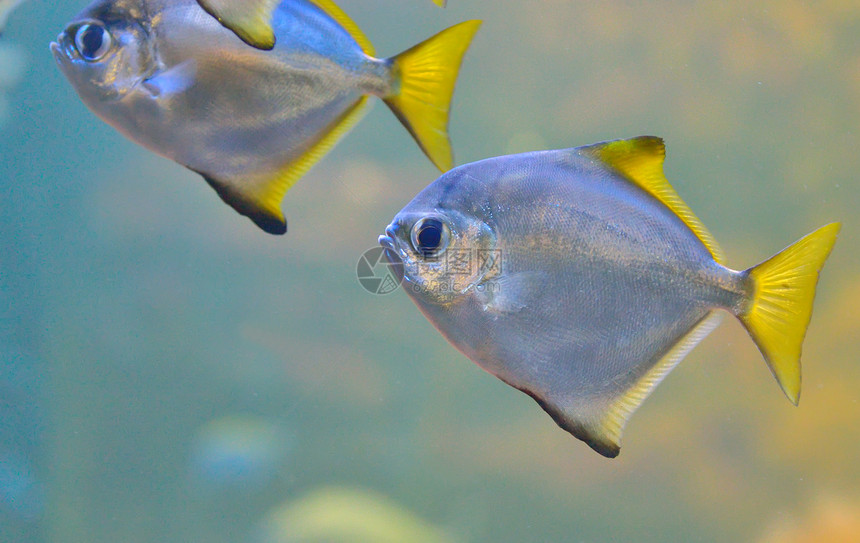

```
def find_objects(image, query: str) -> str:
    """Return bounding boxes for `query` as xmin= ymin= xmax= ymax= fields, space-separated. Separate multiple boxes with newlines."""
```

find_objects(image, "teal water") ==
xmin=2 ymin=1 xmax=858 ymax=542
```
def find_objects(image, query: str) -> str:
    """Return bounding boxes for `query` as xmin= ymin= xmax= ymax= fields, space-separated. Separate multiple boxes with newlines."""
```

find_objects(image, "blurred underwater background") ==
xmin=1 ymin=0 xmax=859 ymax=541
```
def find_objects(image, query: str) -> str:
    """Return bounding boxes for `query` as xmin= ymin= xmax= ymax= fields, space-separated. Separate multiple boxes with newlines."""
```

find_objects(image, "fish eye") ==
xmin=74 ymin=22 xmax=112 ymax=62
xmin=410 ymin=217 xmax=450 ymax=257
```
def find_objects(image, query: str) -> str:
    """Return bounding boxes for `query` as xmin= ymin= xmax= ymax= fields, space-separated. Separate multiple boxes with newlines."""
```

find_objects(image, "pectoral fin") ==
xmin=143 ymin=60 xmax=197 ymax=97
xmin=196 ymin=0 xmax=279 ymax=50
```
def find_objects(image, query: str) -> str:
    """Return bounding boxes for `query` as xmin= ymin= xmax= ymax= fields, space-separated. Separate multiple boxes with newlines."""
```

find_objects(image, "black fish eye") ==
xmin=74 ymin=22 xmax=112 ymax=62
xmin=410 ymin=217 xmax=449 ymax=257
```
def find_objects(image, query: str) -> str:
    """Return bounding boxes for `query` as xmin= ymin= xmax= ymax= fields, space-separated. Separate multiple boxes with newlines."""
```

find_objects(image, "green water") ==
xmin=2 ymin=1 xmax=858 ymax=542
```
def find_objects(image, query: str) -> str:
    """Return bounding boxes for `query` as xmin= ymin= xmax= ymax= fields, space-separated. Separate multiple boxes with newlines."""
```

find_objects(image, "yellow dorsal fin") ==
xmin=308 ymin=0 xmax=375 ymax=56
xmin=579 ymin=136 xmax=725 ymax=264
xmin=591 ymin=312 xmax=723 ymax=456
xmin=196 ymin=0 xmax=279 ymax=50
xmin=200 ymin=97 xmax=370 ymax=235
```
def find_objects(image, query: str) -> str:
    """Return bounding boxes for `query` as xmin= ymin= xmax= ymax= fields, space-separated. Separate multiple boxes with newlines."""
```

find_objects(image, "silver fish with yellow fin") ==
xmin=51 ymin=0 xmax=480 ymax=234
xmin=379 ymin=136 xmax=840 ymax=458
xmin=196 ymin=0 xmax=447 ymax=50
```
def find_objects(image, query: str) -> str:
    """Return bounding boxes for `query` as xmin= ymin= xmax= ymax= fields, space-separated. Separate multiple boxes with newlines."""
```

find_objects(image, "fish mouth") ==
xmin=50 ymin=31 xmax=73 ymax=65
xmin=378 ymin=236 xmax=395 ymax=252
xmin=378 ymin=224 xmax=404 ymax=264
xmin=378 ymin=224 xmax=397 ymax=251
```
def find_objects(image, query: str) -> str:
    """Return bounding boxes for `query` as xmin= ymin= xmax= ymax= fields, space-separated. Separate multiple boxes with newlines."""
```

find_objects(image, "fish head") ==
xmin=51 ymin=0 xmax=156 ymax=105
xmin=379 ymin=170 xmax=498 ymax=306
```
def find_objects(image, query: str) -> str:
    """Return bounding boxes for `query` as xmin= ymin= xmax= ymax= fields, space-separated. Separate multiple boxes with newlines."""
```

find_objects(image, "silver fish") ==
xmin=51 ymin=0 xmax=480 ymax=234
xmin=379 ymin=136 xmax=840 ymax=457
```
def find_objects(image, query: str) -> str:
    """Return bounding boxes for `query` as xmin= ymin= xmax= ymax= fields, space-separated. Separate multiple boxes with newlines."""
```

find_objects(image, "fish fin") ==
xmin=474 ymin=272 xmax=545 ymax=314
xmin=738 ymin=223 xmax=840 ymax=405
xmin=433 ymin=0 xmax=448 ymax=6
xmin=196 ymin=0 xmax=279 ymax=50
xmin=592 ymin=311 xmax=723 ymax=457
xmin=578 ymin=137 xmax=725 ymax=264
xmin=524 ymin=312 xmax=722 ymax=458
xmin=200 ymin=173 xmax=287 ymax=235
xmin=142 ymin=60 xmax=197 ymax=97
xmin=383 ymin=20 xmax=482 ymax=172
xmin=307 ymin=0 xmax=375 ymax=56
xmin=199 ymin=96 xmax=370 ymax=234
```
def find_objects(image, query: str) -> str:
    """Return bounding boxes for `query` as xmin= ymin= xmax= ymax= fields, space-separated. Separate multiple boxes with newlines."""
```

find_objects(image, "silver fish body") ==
xmin=52 ymin=0 xmax=480 ymax=233
xmin=54 ymin=0 xmax=380 ymax=170
xmin=380 ymin=137 xmax=839 ymax=457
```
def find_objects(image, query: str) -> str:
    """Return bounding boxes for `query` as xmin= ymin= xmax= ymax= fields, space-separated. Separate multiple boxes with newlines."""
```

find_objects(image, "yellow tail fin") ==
xmin=384 ymin=20 xmax=481 ymax=172
xmin=740 ymin=223 xmax=840 ymax=405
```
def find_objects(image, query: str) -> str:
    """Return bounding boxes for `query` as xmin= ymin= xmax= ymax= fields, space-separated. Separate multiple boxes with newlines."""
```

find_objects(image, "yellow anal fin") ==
xmin=196 ymin=0 xmax=279 ymax=50
xmin=308 ymin=0 xmax=375 ymax=56
xmin=521 ymin=313 xmax=721 ymax=458
xmin=579 ymin=137 xmax=725 ymax=264
xmin=199 ymin=97 xmax=370 ymax=235
xmin=594 ymin=312 xmax=723 ymax=457
xmin=739 ymin=223 xmax=841 ymax=405
xmin=202 ymin=172 xmax=287 ymax=234
xmin=432 ymin=0 xmax=448 ymax=6
xmin=384 ymin=20 xmax=482 ymax=172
